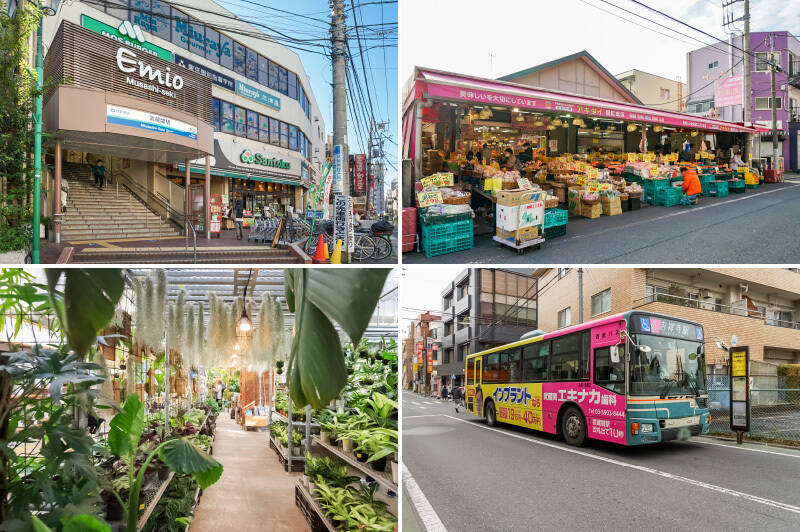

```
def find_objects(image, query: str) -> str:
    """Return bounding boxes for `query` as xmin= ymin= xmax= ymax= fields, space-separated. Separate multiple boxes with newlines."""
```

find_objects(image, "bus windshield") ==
xmin=629 ymin=334 xmax=706 ymax=397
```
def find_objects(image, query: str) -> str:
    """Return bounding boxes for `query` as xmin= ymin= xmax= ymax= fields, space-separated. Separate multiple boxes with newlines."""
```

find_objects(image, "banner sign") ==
xmin=81 ymin=15 xmax=172 ymax=61
xmin=236 ymin=80 xmax=280 ymax=111
xmin=332 ymin=145 xmax=346 ymax=194
xmin=416 ymin=188 xmax=443 ymax=208
xmin=174 ymin=53 xmax=235 ymax=92
xmin=420 ymin=172 xmax=454 ymax=188
xmin=354 ymin=153 xmax=367 ymax=194
xmin=333 ymin=194 xmax=354 ymax=254
xmin=714 ymin=75 xmax=743 ymax=108
xmin=107 ymin=105 xmax=197 ymax=139
xmin=730 ymin=346 xmax=750 ymax=432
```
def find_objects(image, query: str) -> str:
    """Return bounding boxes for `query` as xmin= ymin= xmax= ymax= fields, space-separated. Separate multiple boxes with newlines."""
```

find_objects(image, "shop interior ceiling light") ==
xmin=627 ymin=123 xmax=637 ymax=132
xmin=552 ymin=118 xmax=562 ymax=126
xmin=547 ymin=125 xmax=557 ymax=130
xmin=534 ymin=120 xmax=544 ymax=126
xmin=691 ymin=130 xmax=699 ymax=137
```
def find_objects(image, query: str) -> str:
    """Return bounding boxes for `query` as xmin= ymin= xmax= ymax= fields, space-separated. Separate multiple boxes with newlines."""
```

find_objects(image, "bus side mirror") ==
xmin=610 ymin=346 xmax=620 ymax=364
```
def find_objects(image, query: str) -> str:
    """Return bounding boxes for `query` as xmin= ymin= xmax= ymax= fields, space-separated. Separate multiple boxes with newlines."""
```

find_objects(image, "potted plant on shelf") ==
xmin=291 ymin=430 xmax=304 ymax=456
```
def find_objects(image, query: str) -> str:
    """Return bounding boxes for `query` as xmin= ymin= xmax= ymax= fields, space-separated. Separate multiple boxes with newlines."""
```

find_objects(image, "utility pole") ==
xmin=743 ymin=0 xmax=751 ymax=161
xmin=577 ymin=268 xmax=584 ymax=324
xmin=769 ymin=33 xmax=780 ymax=174
xmin=329 ymin=0 xmax=349 ymax=195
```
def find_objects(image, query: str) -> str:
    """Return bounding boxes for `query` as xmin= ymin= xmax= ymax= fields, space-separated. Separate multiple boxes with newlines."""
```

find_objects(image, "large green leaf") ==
xmin=303 ymin=269 xmax=390 ymax=344
xmin=158 ymin=437 xmax=223 ymax=489
xmin=45 ymin=269 xmax=124 ymax=358
xmin=60 ymin=514 xmax=110 ymax=532
xmin=108 ymin=394 xmax=144 ymax=459
xmin=31 ymin=516 xmax=51 ymax=532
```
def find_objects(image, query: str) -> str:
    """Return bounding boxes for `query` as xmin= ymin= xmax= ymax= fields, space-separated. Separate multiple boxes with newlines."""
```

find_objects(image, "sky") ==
xmin=400 ymin=266 xmax=462 ymax=336
xmin=219 ymin=0 xmax=398 ymax=192
xmin=399 ymin=0 xmax=800 ymax=95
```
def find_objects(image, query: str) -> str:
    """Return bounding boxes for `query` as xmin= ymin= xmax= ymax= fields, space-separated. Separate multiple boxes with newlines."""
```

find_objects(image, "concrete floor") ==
xmin=190 ymin=413 xmax=307 ymax=532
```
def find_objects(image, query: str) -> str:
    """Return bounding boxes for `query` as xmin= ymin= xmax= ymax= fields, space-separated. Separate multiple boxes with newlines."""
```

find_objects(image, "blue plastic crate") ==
xmin=544 ymin=208 xmax=569 ymax=228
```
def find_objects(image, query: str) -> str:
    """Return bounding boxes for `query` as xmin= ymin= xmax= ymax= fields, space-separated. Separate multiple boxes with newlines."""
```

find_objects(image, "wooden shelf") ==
xmin=295 ymin=480 xmax=337 ymax=532
xmin=312 ymin=437 xmax=396 ymax=493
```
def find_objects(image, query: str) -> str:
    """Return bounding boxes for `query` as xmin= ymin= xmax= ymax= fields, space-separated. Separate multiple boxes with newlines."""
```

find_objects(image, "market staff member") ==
xmin=519 ymin=142 xmax=534 ymax=163
xmin=504 ymin=148 xmax=518 ymax=171
xmin=680 ymin=166 xmax=702 ymax=204
xmin=730 ymin=149 xmax=745 ymax=170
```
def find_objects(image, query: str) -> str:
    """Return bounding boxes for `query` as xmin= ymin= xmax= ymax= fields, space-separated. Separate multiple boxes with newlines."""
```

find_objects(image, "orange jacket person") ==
xmin=681 ymin=167 xmax=702 ymax=204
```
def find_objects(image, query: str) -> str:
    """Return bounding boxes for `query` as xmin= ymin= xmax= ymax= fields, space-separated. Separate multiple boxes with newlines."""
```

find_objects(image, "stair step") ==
xmin=72 ymin=249 xmax=298 ymax=264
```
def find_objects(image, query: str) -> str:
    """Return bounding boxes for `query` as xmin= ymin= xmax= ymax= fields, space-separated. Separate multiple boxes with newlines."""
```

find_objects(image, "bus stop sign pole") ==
xmin=729 ymin=346 xmax=750 ymax=444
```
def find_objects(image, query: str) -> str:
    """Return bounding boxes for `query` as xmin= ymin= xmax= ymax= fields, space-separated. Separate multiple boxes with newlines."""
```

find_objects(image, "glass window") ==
xmin=522 ymin=342 xmax=549 ymax=381
xmin=151 ymin=1 xmax=171 ymax=42
xmin=212 ymin=99 xmax=220 ymax=132
xmin=246 ymin=110 xmax=259 ymax=140
xmin=558 ymin=308 xmax=571 ymax=328
xmin=246 ymin=48 xmax=258 ymax=82
xmin=269 ymin=118 xmax=280 ymax=146
xmin=129 ymin=0 xmax=150 ymax=32
xmin=188 ymin=19 xmax=205 ymax=57
xmin=289 ymin=125 xmax=298 ymax=151
xmin=591 ymin=289 xmax=611 ymax=316
xmin=268 ymin=61 xmax=280 ymax=92
xmin=234 ymin=106 xmax=246 ymax=137
xmin=280 ymin=122 xmax=289 ymax=149
xmin=258 ymin=55 xmax=269 ymax=86
xmin=499 ymin=349 xmax=522 ymax=382
xmin=550 ymin=332 xmax=589 ymax=381
xmin=630 ymin=335 xmax=706 ymax=396
xmin=221 ymin=101 xmax=234 ymax=134
xmin=106 ymin=0 xmax=129 ymax=21
xmin=278 ymin=66 xmax=288 ymax=95
xmin=171 ymin=7 xmax=188 ymax=50
xmin=259 ymin=115 xmax=270 ymax=143
xmin=219 ymin=33 xmax=234 ymax=70
xmin=204 ymin=26 xmax=220 ymax=63
xmin=233 ymin=42 xmax=246 ymax=76
xmin=755 ymin=52 xmax=772 ymax=71
xmin=483 ymin=352 xmax=500 ymax=382
xmin=287 ymin=71 xmax=297 ymax=100
xmin=298 ymin=85 xmax=304 ymax=110
xmin=594 ymin=346 xmax=624 ymax=394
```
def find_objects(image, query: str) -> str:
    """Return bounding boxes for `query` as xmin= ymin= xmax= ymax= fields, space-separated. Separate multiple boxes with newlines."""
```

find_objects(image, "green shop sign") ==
xmin=81 ymin=15 xmax=172 ymax=62
xmin=240 ymin=150 xmax=291 ymax=170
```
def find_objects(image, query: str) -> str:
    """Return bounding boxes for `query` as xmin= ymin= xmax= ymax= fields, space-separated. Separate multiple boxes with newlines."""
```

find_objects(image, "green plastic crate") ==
xmin=745 ymin=183 xmax=758 ymax=189
xmin=419 ymin=209 xmax=472 ymax=225
xmin=644 ymin=179 xmax=670 ymax=193
xmin=423 ymin=234 xmax=474 ymax=257
xmin=709 ymin=181 xmax=728 ymax=197
xmin=421 ymin=218 xmax=474 ymax=258
xmin=729 ymin=179 xmax=745 ymax=189
xmin=544 ymin=208 xmax=569 ymax=228
xmin=654 ymin=187 xmax=682 ymax=207
xmin=544 ymin=224 xmax=567 ymax=240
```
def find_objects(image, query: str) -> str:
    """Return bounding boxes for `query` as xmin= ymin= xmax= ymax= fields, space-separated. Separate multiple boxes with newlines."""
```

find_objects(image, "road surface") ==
xmin=403 ymin=176 xmax=800 ymax=264
xmin=402 ymin=390 xmax=800 ymax=531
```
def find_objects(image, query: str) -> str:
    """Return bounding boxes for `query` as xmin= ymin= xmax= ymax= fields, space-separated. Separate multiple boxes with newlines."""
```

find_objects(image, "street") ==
xmin=404 ymin=176 xmax=800 ymax=264
xmin=402 ymin=390 xmax=800 ymax=532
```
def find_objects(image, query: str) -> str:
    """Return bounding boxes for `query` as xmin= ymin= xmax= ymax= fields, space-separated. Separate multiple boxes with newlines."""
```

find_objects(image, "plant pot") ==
xmin=103 ymin=493 xmax=124 ymax=522
xmin=354 ymin=449 xmax=368 ymax=463
xmin=391 ymin=461 xmax=398 ymax=484
xmin=158 ymin=466 xmax=170 ymax=481
xmin=320 ymin=431 xmax=330 ymax=444
xmin=291 ymin=446 xmax=302 ymax=457
xmin=308 ymin=480 xmax=316 ymax=495
xmin=370 ymin=456 xmax=387 ymax=472
xmin=302 ymin=474 xmax=309 ymax=488
xmin=342 ymin=438 xmax=354 ymax=453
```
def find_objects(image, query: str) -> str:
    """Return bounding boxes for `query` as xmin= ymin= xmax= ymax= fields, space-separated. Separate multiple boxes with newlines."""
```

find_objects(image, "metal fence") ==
xmin=708 ymin=375 xmax=800 ymax=442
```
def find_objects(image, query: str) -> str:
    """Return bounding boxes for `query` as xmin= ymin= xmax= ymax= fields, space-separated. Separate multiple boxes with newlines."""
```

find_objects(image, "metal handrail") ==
xmin=111 ymin=169 xmax=185 ymax=230
xmin=634 ymin=292 xmax=800 ymax=330
xmin=185 ymin=218 xmax=197 ymax=264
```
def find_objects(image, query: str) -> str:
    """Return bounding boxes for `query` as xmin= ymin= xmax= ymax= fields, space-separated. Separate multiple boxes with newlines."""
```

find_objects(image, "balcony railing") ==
xmin=635 ymin=293 xmax=800 ymax=330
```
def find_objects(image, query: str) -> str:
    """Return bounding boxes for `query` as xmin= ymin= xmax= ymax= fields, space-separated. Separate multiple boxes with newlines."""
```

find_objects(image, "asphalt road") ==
xmin=403 ymin=175 xmax=800 ymax=264
xmin=402 ymin=390 xmax=800 ymax=532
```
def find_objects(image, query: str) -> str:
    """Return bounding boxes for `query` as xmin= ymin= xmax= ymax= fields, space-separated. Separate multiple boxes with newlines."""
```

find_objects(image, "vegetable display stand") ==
xmin=543 ymin=208 xmax=569 ymax=228
xmin=421 ymin=218 xmax=474 ymax=258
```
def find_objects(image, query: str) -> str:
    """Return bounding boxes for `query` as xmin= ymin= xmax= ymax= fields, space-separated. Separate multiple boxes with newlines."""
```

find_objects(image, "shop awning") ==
xmin=410 ymin=67 xmax=769 ymax=134
xmin=177 ymin=164 xmax=305 ymax=187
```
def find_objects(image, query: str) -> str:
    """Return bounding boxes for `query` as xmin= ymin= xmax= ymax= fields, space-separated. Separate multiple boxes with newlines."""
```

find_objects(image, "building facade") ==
xmin=615 ymin=69 xmax=686 ymax=112
xmin=686 ymin=32 xmax=800 ymax=170
xmin=535 ymin=268 xmax=800 ymax=368
xmin=439 ymin=269 xmax=538 ymax=389
xmin=403 ymin=312 xmax=441 ymax=393
xmin=39 ymin=0 xmax=325 ymax=232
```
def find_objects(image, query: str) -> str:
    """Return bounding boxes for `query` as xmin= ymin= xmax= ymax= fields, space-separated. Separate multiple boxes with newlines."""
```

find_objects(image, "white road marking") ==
xmin=441 ymin=415 xmax=800 ymax=516
xmin=423 ymin=401 xmax=435 ymax=405
xmin=404 ymin=414 xmax=444 ymax=419
xmin=411 ymin=401 xmax=421 ymax=406
xmin=403 ymin=462 xmax=448 ymax=532
xmin=418 ymin=406 xmax=427 ymax=410
xmin=694 ymin=438 xmax=800 ymax=459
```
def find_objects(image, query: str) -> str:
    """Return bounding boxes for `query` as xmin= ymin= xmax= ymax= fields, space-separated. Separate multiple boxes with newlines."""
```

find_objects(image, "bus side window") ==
xmin=484 ymin=352 xmax=500 ymax=382
xmin=594 ymin=346 xmax=624 ymax=394
xmin=500 ymin=349 xmax=522 ymax=382
xmin=522 ymin=343 xmax=548 ymax=381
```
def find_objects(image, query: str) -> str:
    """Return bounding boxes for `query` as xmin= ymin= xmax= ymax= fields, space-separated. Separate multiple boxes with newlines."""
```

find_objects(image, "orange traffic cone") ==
xmin=311 ymin=234 xmax=328 ymax=263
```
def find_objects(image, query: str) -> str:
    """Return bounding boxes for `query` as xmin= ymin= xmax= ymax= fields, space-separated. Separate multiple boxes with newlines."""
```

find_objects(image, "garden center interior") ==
xmin=1 ymin=267 xmax=398 ymax=532
xmin=401 ymin=67 xmax=773 ymax=259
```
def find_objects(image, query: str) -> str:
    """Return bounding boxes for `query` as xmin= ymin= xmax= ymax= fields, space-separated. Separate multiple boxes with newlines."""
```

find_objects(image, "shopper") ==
xmin=234 ymin=198 xmax=244 ymax=240
xmin=731 ymin=149 xmax=745 ymax=170
xmin=503 ymin=148 xmax=519 ymax=171
xmin=441 ymin=384 xmax=449 ymax=400
xmin=92 ymin=159 xmax=106 ymax=189
xmin=480 ymin=143 xmax=491 ymax=164
xmin=214 ymin=380 xmax=223 ymax=407
xmin=680 ymin=166 xmax=702 ymax=205
xmin=519 ymin=142 xmax=534 ymax=163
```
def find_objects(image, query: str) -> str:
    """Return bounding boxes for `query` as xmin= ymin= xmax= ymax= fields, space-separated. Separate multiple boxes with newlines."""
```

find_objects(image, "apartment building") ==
xmin=402 ymin=312 xmax=441 ymax=393
xmin=439 ymin=269 xmax=538 ymax=390
xmin=616 ymin=69 xmax=686 ymax=112
xmin=535 ymin=268 xmax=800 ymax=368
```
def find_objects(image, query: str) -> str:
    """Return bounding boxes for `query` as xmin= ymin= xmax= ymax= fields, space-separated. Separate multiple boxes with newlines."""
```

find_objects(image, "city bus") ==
xmin=464 ymin=310 xmax=710 ymax=446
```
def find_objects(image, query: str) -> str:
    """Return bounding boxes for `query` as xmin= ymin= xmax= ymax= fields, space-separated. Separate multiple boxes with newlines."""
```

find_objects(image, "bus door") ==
xmin=466 ymin=357 xmax=481 ymax=413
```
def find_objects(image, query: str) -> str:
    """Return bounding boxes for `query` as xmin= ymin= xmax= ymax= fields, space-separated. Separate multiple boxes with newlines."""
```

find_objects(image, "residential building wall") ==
xmin=535 ymin=268 xmax=800 ymax=369
xmin=615 ymin=69 xmax=686 ymax=112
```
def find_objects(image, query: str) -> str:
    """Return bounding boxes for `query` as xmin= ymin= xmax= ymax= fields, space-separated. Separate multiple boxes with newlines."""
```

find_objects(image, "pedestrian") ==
xmin=680 ymin=166 xmax=702 ymax=205
xmin=452 ymin=386 xmax=463 ymax=413
xmin=92 ymin=159 xmax=106 ymax=189
xmin=214 ymin=380 xmax=223 ymax=408
xmin=480 ymin=143 xmax=491 ymax=164
xmin=441 ymin=384 xmax=449 ymax=400
xmin=503 ymin=148 xmax=518 ymax=171
xmin=234 ymin=198 xmax=244 ymax=240
xmin=61 ymin=179 xmax=70 ymax=213
xmin=730 ymin=149 xmax=744 ymax=170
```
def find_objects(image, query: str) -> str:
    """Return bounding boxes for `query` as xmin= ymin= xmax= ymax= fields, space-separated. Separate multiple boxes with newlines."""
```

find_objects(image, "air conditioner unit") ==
xmin=700 ymin=289 xmax=712 ymax=299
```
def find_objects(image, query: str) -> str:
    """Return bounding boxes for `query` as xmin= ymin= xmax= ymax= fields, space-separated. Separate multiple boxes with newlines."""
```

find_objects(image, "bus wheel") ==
xmin=485 ymin=401 xmax=497 ymax=427
xmin=562 ymin=406 xmax=586 ymax=446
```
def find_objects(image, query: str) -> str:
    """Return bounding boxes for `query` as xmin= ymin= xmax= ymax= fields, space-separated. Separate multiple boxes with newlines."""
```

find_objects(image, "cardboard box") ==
xmin=582 ymin=202 xmax=602 ymax=219
xmin=601 ymin=196 xmax=622 ymax=216
xmin=496 ymin=225 xmax=540 ymax=244
xmin=496 ymin=200 xmax=545 ymax=231
xmin=568 ymin=189 xmax=583 ymax=215
xmin=496 ymin=188 xmax=544 ymax=206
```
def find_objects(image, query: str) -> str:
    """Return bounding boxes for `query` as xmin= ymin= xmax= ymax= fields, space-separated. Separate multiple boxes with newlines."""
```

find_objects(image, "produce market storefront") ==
xmin=402 ymin=67 xmax=766 ymax=259
xmin=43 ymin=20 xmax=215 ymax=242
